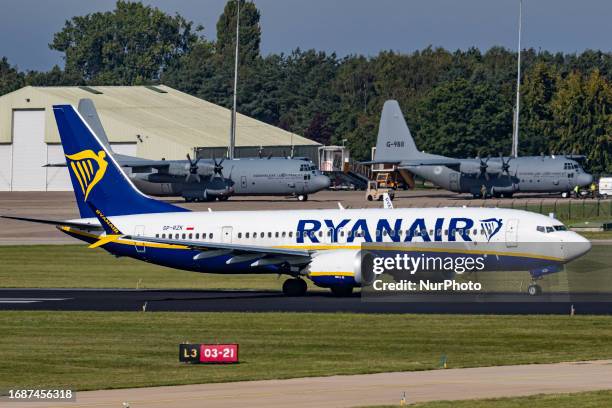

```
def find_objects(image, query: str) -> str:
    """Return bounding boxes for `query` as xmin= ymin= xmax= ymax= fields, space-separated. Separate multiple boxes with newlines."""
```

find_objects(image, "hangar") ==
xmin=0 ymin=85 xmax=319 ymax=191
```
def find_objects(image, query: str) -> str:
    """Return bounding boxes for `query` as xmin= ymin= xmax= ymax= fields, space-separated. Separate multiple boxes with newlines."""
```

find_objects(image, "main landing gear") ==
xmin=528 ymin=283 xmax=542 ymax=296
xmin=297 ymin=194 xmax=309 ymax=201
xmin=282 ymin=278 xmax=307 ymax=296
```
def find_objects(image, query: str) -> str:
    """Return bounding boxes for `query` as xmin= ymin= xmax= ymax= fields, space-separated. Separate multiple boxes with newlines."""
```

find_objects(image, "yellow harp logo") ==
xmin=65 ymin=150 xmax=108 ymax=201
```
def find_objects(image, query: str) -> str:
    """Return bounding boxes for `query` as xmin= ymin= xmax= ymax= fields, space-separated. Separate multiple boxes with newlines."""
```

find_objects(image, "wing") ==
xmin=122 ymin=235 xmax=312 ymax=267
xmin=398 ymin=159 xmax=461 ymax=170
xmin=1 ymin=215 xmax=103 ymax=231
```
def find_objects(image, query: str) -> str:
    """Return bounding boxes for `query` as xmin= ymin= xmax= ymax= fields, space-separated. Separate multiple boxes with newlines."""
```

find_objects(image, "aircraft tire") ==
xmin=297 ymin=194 xmax=308 ymax=201
xmin=330 ymin=285 xmax=354 ymax=297
xmin=561 ymin=192 xmax=569 ymax=198
xmin=217 ymin=196 xmax=229 ymax=201
xmin=282 ymin=278 xmax=307 ymax=296
xmin=528 ymin=284 xmax=542 ymax=296
xmin=367 ymin=195 xmax=373 ymax=201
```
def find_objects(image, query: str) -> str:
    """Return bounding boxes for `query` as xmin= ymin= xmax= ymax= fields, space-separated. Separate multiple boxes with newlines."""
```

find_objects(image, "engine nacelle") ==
xmin=304 ymin=250 xmax=375 ymax=288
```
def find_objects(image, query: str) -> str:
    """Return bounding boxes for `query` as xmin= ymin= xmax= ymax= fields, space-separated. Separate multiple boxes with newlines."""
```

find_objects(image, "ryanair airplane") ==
xmin=2 ymin=105 xmax=592 ymax=297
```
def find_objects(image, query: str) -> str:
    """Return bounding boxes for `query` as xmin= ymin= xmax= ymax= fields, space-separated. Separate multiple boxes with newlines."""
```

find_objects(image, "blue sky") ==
xmin=1 ymin=0 xmax=610 ymax=71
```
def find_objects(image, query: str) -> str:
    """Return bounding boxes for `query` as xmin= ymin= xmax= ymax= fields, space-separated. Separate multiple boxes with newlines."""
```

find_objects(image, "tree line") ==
xmin=1 ymin=0 xmax=610 ymax=173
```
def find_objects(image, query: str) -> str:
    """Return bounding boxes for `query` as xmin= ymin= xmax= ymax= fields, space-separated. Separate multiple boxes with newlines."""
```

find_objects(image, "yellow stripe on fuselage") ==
xmin=58 ymin=227 xmax=563 ymax=262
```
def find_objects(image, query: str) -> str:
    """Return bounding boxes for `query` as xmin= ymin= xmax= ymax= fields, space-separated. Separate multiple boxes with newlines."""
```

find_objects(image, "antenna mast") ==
xmin=229 ymin=0 xmax=240 ymax=159
xmin=512 ymin=0 xmax=522 ymax=158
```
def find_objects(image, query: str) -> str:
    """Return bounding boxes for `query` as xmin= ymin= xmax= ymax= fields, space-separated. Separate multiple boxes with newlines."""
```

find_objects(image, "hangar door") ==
xmin=11 ymin=109 xmax=46 ymax=191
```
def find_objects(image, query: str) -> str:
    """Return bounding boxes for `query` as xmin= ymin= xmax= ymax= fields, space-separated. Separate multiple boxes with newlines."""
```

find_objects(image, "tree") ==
xmin=519 ymin=62 xmax=559 ymax=156
xmin=0 ymin=57 xmax=24 ymax=95
xmin=551 ymin=70 xmax=612 ymax=173
xmin=50 ymin=0 xmax=202 ymax=84
xmin=414 ymin=78 xmax=513 ymax=158
xmin=216 ymin=0 xmax=261 ymax=64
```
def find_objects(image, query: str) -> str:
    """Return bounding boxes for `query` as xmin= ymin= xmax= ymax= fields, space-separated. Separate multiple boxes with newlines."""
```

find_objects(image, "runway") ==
xmin=5 ymin=360 xmax=612 ymax=407
xmin=2 ymin=288 xmax=612 ymax=314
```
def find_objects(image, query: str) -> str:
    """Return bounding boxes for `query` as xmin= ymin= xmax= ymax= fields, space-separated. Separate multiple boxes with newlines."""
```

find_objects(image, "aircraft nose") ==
xmin=563 ymin=233 xmax=592 ymax=262
xmin=316 ymin=175 xmax=331 ymax=190
xmin=577 ymin=173 xmax=593 ymax=187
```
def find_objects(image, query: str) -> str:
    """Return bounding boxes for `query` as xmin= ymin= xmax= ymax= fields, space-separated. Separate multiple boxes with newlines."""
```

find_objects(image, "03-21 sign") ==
xmin=179 ymin=343 xmax=239 ymax=364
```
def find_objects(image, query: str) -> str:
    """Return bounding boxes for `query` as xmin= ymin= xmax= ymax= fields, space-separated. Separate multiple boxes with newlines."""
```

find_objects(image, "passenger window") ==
xmin=260 ymin=232 xmax=264 ymax=238
xmin=289 ymin=231 xmax=293 ymax=238
xmin=282 ymin=231 xmax=286 ymax=238
xmin=268 ymin=232 xmax=272 ymax=238
xmin=275 ymin=232 xmax=279 ymax=238
xmin=196 ymin=233 xmax=199 ymax=239
xmin=238 ymin=233 xmax=242 ymax=239
xmin=188 ymin=233 xmax=193 ymax=239
xmin=155 ymin=234 xmax=159 ymax=238
xmin=209 ymin=233 xmax=213 ymax=239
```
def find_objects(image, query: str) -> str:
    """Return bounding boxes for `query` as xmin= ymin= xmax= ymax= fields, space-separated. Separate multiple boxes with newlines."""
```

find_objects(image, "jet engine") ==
xmin=304 ymin=249 xmax=375 ymax=287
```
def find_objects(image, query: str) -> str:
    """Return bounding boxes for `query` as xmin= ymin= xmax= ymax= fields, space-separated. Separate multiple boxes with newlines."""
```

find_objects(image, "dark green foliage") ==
xmin=49 ymin=0 xmax=202 ymax=84
xmin=0 ymin=57 xmax=24 ymax=95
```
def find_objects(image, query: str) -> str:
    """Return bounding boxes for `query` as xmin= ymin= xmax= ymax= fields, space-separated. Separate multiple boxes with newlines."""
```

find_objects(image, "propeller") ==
xmin=478 ymin=156 xmax=491 ymax=181
xmin=212 ymin=156 xmax=225 ymax=179
xmin=185 ymin=154 xmax=201 ymax=183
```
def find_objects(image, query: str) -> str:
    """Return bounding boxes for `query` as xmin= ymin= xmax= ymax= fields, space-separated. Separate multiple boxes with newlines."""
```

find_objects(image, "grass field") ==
xmin=374 ymin=390 xmax=612 ymax=407
xmin=1 ymin=311 xmax=612 ymax=391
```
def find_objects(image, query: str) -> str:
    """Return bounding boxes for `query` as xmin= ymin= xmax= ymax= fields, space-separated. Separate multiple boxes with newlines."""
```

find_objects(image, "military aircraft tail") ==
xmin=77 ymin=99 xmax=113 ymax=151
xmin=52 ymin=104 xmax=188 ymax=219
xmin=373 ymin=100 xmax=425 ymax=163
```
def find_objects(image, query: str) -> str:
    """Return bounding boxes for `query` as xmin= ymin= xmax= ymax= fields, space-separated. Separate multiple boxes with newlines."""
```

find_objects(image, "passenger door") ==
xmin=449 ymin=172 xmax=459 ymax=191
xmin=505 ymin=219 xmax=518 ymax=248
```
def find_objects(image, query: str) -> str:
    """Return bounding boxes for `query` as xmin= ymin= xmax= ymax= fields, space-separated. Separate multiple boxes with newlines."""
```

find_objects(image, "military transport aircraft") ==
xmin=370 ymin=100 xmax=593 ymax=198
xmin=76 ymin=99 xmax=330 ymax=202
xmin=3 ymin=105 xmax=591 ymax=297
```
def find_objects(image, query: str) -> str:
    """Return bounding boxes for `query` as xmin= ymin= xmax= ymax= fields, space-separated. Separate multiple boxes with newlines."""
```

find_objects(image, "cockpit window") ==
xmin=538 ymin=225 xmax=566 ymax=233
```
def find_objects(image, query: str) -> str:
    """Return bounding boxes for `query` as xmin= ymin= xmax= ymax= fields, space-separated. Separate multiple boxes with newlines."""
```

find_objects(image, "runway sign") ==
xmin=179 ymin=343 xmax=239 ymax=364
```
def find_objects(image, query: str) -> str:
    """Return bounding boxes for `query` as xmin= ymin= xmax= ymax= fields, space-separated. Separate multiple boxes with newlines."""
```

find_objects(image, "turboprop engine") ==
xmin=304 ymin=249 xmax=375 ymax=288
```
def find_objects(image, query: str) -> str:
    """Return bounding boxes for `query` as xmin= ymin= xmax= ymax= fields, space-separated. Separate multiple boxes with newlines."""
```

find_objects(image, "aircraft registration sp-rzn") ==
xmin=4 ymin=105 xmax=592 ymax=297
xmin=76 ymin=99 xmax=330 ymax=202
xmin=370 ymin=100 xmax=593 ymax=198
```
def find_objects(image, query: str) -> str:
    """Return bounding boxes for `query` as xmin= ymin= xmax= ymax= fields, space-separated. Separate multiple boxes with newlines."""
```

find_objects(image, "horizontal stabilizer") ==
xmin=1 ymin=215 xmax=102 ymax=231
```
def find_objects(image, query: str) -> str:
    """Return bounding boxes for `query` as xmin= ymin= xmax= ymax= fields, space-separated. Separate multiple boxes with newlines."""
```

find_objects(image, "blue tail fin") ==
xmin=53 ymin=104 xmax=189 ymax=218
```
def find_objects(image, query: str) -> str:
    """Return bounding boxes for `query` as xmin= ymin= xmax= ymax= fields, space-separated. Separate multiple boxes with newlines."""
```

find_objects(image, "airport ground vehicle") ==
xmin=366 ymin=180 xmax=395 ymax=201
xmin=600 ymin=177 xmax=612 ymax=198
